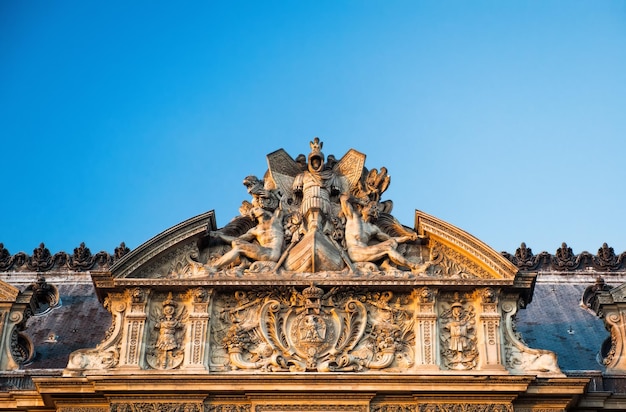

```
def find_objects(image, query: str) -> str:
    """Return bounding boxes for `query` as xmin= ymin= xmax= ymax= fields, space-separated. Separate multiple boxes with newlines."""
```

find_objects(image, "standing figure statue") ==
xmin=150 ymin=293 xmax=185 ymax=369
xmin=210 ymin=207 xmax=284 ymax=269
xmin=340 ymin=193 xmax=425 ymax=272
xmin=292 ymin=137 xmax=343 ymax=233
xmin=448 ymin=302 xmax=469 ymax=354
xmin=442 ymin=299 xmax=477 ymax=370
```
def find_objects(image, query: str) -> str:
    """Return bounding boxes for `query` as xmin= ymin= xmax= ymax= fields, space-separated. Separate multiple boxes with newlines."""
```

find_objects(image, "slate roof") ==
xmin=23 ymin=280 xmax=111 ymax=369
xmin=516 ymin=279 xmax=609 ymax=372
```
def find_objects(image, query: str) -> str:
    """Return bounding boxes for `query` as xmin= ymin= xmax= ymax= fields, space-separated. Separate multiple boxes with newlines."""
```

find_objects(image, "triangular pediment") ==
xmin=105 ymin=140 xmax=519 ymax=286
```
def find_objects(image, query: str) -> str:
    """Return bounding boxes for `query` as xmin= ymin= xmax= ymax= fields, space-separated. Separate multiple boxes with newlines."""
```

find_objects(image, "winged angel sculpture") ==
xmin=204 ymin=138 xmax=430 ymax=275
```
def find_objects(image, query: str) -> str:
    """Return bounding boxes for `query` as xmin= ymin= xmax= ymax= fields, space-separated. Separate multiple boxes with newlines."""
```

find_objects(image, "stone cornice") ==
xmin=35 ymin=373 xmax=540 ymax=394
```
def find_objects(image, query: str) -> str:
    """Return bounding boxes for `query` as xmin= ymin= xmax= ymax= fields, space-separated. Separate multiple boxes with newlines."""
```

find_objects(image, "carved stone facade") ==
xmin=0 ymin=140 xmax=607 ymax=411
xmin=61 ymin=140 xmax=558 ymax=380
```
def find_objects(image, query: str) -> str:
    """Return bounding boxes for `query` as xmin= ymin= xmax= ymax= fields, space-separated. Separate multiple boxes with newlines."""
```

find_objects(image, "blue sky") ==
xmin=1 ymin=1 xmax=625 ymax=258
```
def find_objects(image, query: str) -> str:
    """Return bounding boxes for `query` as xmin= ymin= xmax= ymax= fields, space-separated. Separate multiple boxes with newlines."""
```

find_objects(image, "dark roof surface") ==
xmin=516 ymin=281 xmax=608 ymax=371
xmin=24 ymin=282 xmax=111 ymax=369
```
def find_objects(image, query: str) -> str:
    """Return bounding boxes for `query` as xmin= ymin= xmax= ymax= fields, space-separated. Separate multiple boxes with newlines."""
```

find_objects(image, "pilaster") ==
xmin=183 ymin=287 xmax=213 ymax=371
xmin=477 ymin=287 xmax=505 ymax=371
xmin=118 ymin=288 xmax=149 ymax=369
xmin=413 ymin=287 xmax=439 ymax=370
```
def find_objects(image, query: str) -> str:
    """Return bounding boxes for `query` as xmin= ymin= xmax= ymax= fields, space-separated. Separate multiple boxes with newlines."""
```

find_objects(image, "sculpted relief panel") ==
xmin=65 ymin=284 xmax=562 ymax=377
xmin=211 ymin=285 xmax=415 ymax=372
xmin=122 ymin=138 xmax=508 ymax=281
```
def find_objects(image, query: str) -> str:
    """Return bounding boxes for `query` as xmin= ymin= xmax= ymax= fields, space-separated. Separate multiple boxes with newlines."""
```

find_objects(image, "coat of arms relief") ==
xmin=67 ymin=139 xmax=561 ymax=378
xmin=211 ymin=285 xmax=415 ymax=372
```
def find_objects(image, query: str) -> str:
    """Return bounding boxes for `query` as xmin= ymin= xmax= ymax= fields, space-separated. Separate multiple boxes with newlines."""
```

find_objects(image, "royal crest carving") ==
xmin=212 ymin=285 xmax=414 ymax=372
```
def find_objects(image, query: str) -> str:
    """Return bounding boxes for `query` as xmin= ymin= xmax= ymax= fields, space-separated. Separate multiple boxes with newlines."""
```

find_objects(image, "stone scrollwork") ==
xmin=429 ymin=243 xmax=493 ymax=279
xmin=582 ymin=280 xmax=626 ymax=373
xmin=206 ymin=405 xmax=251 ymax=412
xmin=417 ymin=404 xmax=512 ymax=412
xmin=213 ymin=285 xmax=415 ymax=372
xmin=65 ymin=287 xmax=213 ymax=374
xmin=0 ymin=276 xmax=64 ymax=370
xmin=60 ymin=140 xmax=557 ymax=381
xmin=371 ymin=406 xmax=415 ymax=412
xmin=66 ymin=293 xmax=125 ymax=372
xmin=501 ymin=298 xmax=562 ymax=376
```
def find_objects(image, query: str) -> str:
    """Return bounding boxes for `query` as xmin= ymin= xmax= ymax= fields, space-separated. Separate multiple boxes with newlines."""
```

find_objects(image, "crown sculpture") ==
xmin=68 ymin=139 xmax=558 ymax=378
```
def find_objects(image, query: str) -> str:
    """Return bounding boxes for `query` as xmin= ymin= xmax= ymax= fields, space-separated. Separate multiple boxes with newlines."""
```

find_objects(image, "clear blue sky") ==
xmin=1 ymin=1 xmax=625 ymax=258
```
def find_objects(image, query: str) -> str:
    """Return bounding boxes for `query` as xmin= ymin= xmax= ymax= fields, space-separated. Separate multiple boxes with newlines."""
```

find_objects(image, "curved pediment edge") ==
xmin=415 ymin=210 xmax=519 ymax=280
xmin=0 ymin=280 xmax=19 ymax=302
xmin=110 ymin=210 xmax=216 ymax=279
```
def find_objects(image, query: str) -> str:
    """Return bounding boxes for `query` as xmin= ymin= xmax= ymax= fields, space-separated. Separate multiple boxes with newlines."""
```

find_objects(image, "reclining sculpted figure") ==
xmin=210 ymin=207 xmax=284 ymax=269
xmin=340 ymin=193 xmax=425 ymax=272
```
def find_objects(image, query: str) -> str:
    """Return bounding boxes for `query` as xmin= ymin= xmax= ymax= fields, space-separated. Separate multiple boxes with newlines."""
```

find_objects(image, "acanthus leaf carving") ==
xmin=430 ymin=242 xmax=494 ymax=279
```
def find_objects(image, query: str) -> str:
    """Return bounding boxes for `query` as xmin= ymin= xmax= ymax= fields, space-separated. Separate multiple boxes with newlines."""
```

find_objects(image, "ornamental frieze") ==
xmin=0 ymin=242 xmax=128 ymax=272
xmin=417 ymin=405 xmax=512 ymax=412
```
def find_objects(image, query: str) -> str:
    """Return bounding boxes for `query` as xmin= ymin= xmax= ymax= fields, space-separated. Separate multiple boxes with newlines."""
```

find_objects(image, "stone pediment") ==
xmin=105 ymin=139 xmax=518 ymax=286
xmin=608 ymin=282 xmax=626 ymax=302
xmin=74 ymin=139 xmax=556 ymax=380
xmin=109 ymin=210 xmax=216 ymax=279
